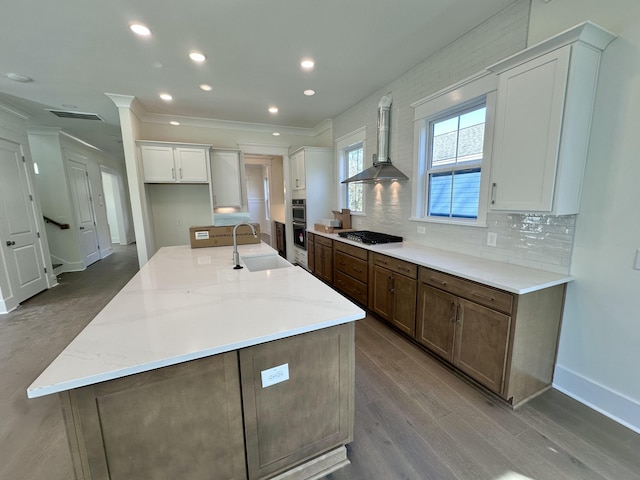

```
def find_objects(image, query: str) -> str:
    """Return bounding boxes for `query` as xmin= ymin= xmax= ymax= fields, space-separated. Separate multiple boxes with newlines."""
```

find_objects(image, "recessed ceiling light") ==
xmin=189 ymin=52 xmax=206 ymax=62
xmin=170 ymin=121 xmax=180 ymax=126
xmin=160 ymin=93 xmax=173 ymax=101
xmin=272 ymin=132 xmax=281 ymax=136
xmin=5 ymin=72 xmax=33 ymax=83
xmin=303 ymin=89 xmax=315 ymax=96
xmin=130 ymin=23 xmax=151 ymax=37
xmin=268 ymin=107 xmax=278 ymax=114
xmin=300 ymin=59 xmax=315 ymax=70
xmin=199 ymin=84 xmax=213 ymax=91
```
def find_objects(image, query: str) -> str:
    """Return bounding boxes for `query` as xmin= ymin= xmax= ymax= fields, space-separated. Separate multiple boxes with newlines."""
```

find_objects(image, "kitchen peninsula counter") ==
xmin=28 ymin=243 xmax=365 ymax=480
xmin=310 ymin=229 xmax=573 ymax=294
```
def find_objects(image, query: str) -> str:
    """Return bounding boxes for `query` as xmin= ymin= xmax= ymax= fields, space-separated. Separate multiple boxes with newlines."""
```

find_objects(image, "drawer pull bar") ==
xmin=353 ymin=268 xmax=363 ymax=273
xmin=430 ymin=277 xmax=447 ymax=286
xmin=471 ymin=291 xmax=495 ymax=302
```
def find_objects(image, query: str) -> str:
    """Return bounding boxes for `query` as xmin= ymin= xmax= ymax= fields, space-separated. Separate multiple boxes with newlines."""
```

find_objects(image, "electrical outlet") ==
xmin=176 ymin=218 xmax=182 ymax=226
xmin=356 ymin=218 xmax=363 ymax=226
xmin=487 ymin=232 xmax=497 ymax=247
xmin=417 ymin=226 xmax=426 ymax=234
xmin=261 ymin=363 xmax=289 ymax=388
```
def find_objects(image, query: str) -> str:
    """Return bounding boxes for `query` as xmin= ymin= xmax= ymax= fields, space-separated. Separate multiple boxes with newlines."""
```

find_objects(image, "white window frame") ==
xmin=411 ymin=72 xmax=498 ymax=227
xmin=336 ymin=127 xmax=367 ymax=216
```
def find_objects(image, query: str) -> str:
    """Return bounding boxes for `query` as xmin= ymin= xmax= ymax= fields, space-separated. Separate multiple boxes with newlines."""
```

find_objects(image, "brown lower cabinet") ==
xmin=313 ymin=234 xmax=566 ymax=407
xmin=416 ymin=284 xmax=511 ymax=394
xmin=313 ymin=235 xmax=333 ymax=283
xmin=60 ymin=324 xmax=354 ymax=480
xmin=369 ymin=253 xmax=417 ymax=337
xmin=416 ymin=266 xmax=565 ymax=406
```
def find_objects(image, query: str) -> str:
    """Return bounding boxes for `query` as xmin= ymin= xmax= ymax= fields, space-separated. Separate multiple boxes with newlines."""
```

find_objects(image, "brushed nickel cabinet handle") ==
xmin=491 ymin=182 xmax=497 ymax=204
xmin=449 ymin=301 xmax=455 ymax=322
xmin=471 ymin=291 xmax=495 ymax=302
xmin=172 ymin=168 xmax=176 ymax=179
xmin=430 ymin=277 xmax=447 ymax=286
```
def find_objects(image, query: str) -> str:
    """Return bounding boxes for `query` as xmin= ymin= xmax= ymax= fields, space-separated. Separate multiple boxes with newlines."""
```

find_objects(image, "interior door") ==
xmin=68 ymin=159 xmax=100 ymax=267
xmin=0 ymin=138 xmax=47 ymax=303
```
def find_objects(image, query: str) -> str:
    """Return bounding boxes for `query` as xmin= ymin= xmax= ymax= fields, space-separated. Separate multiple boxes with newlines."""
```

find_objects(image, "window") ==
xmin=345 ymin=144 xmax=364 ymax=213
xmin=411 ymin=72 xmax=497 ymax=226
xmin=336 ymin=127 xmax=367 ymax=214
xmin=427 ymin=104 xmax=485 ymax=219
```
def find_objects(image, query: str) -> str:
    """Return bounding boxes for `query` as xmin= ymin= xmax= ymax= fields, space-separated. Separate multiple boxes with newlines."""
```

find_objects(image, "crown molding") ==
xmin=0 ymin=101 xmax=29 ymax=120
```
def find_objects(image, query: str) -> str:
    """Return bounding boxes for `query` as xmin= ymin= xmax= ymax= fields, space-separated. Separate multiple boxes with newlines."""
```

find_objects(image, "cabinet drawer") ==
xmin=334 ymin=251 xmax=368 ymax=283
xmin=334 ymin=241 xmax=368 ymax=261
xmin=315 ymin=236 xmax=333 ymax=248
xmin=419 ymin=268 xmax=513 ymax=314
xmin=334 ymin=271 xmax=368 ymax=306
xmin=371 ymin=253 xmax=417 ymax=279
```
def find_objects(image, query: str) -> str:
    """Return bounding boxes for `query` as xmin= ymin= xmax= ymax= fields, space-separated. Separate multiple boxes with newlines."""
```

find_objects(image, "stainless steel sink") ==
xmin=241 ymin=254 xmax=293 ymax=272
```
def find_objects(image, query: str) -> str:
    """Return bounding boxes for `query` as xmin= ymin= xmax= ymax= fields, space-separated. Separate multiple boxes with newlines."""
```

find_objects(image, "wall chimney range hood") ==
xmin=342 ymin=94 xmax=409 ymax=184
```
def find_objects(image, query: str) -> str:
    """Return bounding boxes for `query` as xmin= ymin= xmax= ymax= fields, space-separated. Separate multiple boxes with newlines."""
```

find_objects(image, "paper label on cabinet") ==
xmin=194 ymin=231 xmax=210 ymax=240
xmin=261 ymin=363 xmax=289 ymax=388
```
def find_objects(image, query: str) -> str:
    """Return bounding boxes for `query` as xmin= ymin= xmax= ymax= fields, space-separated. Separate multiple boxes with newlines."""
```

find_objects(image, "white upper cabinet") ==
xmin=140 ymin=143 xmax=209 ymax=183
xmin=290 ymin=150 xmax=306 ymax=191
xmin=210 ymin=149 xmax=243 ymax=207
xmin=487 ymin=22 xmax=616 ymax=215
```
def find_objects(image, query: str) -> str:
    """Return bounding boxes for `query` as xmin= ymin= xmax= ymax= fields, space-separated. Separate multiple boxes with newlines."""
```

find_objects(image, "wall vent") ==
xmin=46 ymin=109 xmax=104 ymax=121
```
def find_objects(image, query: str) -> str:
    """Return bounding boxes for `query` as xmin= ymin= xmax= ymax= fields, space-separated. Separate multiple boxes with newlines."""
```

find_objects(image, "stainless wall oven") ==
xmin=292 ymin=199 xmax=306 ymax=224
xmin=292 ymin=199 xmax=306 ymax=250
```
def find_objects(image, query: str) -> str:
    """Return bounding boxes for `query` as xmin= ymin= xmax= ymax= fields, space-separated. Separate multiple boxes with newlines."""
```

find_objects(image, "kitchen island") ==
xmin=28 ymin=243 xmax=365 ymax=480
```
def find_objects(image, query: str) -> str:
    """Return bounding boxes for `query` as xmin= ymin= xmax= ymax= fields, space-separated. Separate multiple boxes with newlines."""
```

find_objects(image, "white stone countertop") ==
xmin=311 ymin=230 xmax=573 ymax=295
xmin=27 ymin=243 xmax=365 ymax=399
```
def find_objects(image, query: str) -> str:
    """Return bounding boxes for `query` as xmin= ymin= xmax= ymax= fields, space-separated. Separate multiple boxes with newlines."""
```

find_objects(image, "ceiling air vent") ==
xmin=46 ymin=109 xmax=104 ymax=121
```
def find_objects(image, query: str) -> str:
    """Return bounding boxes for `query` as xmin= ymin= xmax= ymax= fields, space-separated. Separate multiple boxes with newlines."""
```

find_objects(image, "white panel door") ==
xmin=0 ymin=138 xmax=47 ymax=303
xmin=68 ymin=160 xmax=100 ymax=267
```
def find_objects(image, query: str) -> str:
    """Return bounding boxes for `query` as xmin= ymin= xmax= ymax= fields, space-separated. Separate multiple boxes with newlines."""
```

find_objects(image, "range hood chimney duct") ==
xmin=342 ymin=93 xmax=409 ymax=184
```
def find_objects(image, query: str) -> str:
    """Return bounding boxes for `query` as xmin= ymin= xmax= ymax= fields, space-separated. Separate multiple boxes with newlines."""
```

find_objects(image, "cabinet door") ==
xmin=370 ymin=265 xmax=394 ymax=322
xmin=211 ymin=150 xmax=242 ymax=207
xmin=317 ymin=244 xmax=333 ymax=283
xmin=490 ymin=46 xmax=570 ymax=212
xmin=307 ymin=234 xmax=315 ymax=271
xmin=276 ymin=222 xmax=287 ymax=258
xmin=454 ymin=298 xmax=511 ymax=395
xmin=391 ymin=274 xmax=417 ymax=337
xmin=290 ymin=151 xmax=306 ymax=190
xmin=140 ymin=144 xmax=176 ymax=182
xmin=416 ymin=284 xmax=456 ymax=363
xmin=239 ymin=324 xmax=354 ymax=480
xmin=63 ymin=353 xmax=246 ymax=480
xmin=175 ymin=147 xmax=208 ymax=182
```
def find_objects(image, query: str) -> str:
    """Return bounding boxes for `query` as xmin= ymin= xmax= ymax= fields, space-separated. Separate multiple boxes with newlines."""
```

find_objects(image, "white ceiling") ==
xmin=0 ymin=0 xmax=518 ymax=158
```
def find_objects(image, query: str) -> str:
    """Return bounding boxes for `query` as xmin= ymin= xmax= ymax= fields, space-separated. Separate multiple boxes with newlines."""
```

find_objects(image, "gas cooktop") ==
xmin=338 ymin=230 xmax=403 ymax=245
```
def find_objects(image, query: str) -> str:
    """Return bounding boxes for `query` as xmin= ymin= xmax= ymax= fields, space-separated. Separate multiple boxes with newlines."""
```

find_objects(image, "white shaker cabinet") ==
xmin=210 ymin=149 xmax=243 ymax=208
xmin=140 ymin=143 xmax=209 ymax=183
xmin=290 ymin=150 xmax=306 ymax=191
xmin=487 ymin=22 xmax=615 ymax=215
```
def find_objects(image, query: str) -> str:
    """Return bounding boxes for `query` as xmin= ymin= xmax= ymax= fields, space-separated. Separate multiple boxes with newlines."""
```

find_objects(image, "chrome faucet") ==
xmin=232 ymin=223 xmax=257 ymax=269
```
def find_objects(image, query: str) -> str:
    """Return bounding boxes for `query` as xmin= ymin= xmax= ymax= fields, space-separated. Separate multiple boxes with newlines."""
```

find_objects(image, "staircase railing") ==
xmin=43 ymin=216 xmax=70 ymax=230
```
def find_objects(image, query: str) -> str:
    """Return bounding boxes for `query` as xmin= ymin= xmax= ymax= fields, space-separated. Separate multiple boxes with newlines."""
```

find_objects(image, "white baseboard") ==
xmin=553 ymin=364 xmax=640 ymax=434
xmin=100 ymin=247 xmax=114 ymax=259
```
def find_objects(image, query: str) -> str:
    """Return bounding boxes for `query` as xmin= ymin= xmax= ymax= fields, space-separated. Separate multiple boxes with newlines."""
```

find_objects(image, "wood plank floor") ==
xmin=1 ymin=244 xmax=638 ymax=480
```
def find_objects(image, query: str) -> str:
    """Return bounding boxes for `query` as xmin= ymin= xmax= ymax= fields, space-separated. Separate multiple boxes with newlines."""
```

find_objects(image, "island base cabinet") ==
xmin=60 ymin=352 xmax=246 ymax=480
xmin=239 ymin=323 xmax=354 ymax=480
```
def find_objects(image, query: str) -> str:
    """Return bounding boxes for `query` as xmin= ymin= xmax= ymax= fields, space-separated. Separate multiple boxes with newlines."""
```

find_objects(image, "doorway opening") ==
xmin=243 ymin=155 xmax=284 ymax=249
xmin=100 ymin=166 xmax=128 ymax=246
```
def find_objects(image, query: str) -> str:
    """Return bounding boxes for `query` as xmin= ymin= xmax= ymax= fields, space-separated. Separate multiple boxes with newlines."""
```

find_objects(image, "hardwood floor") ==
xmin=1 ymin=244 xmax=638 ymax=480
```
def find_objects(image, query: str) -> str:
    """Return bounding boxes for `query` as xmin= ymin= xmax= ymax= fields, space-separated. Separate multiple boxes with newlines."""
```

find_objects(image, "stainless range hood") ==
xmin=342 ymin=94 xmax=409 ymax=184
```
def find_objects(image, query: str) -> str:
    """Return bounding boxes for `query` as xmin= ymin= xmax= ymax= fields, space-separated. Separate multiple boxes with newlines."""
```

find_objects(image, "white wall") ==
xmin=529 ymin=0 xmax=640 ymax=433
